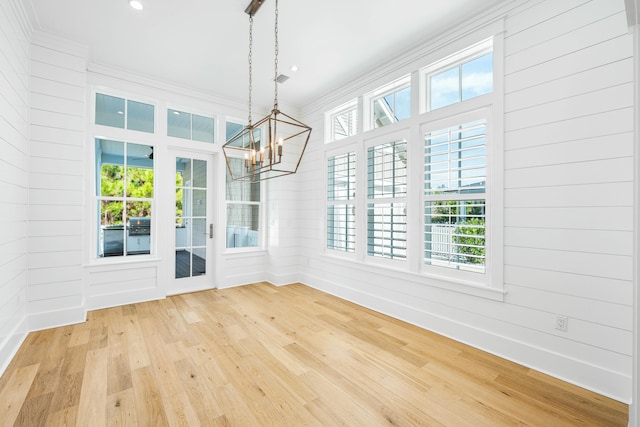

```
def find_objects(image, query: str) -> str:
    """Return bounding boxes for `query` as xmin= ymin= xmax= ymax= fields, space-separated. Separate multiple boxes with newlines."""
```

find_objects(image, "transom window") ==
xmin=168 ymin=109 xmax=215 ymax=143
xmin=325 ymin=99 xmax=358 ymax=142
xmin=95 ymin=93 xmax=155 ymax=133
xmin=423 ymin=38 xmax=493 ymax=112
xmin=366 ymin=76 xmax=411 ymax=130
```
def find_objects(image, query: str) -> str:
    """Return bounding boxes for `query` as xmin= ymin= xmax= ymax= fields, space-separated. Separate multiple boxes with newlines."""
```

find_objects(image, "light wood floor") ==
xmin=0 ymin=282 xmax=628 ymax=426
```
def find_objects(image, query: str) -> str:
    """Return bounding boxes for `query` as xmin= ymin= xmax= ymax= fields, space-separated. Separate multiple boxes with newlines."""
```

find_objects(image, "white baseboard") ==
xmin=0 ymin=317 xmax=28 ymax=378
xmin=299 ymin=272 xmax=632 ymax=403
xmin=28 ymin=306 xmax=86 ymax=332
xmin=86 ymin=288 xmax=163 ymax=311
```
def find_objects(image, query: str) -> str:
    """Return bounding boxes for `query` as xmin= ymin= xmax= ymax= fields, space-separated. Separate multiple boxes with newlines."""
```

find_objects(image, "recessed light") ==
xmin=289 ymin=65 xmax=299 ymax=72
xmin=129 ymin=1 xmax=143 ymax=11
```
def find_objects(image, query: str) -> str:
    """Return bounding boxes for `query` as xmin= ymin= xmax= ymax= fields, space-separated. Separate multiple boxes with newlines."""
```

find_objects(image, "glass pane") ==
xmin=126 ymin=143 xmax=154 ymax=198
xmin=367 ymin=203 xmax=407 ymax=260
xmin=96 ymin=139 xmax=124 ymax=196
xmin=192 ymin=190 xmax=206 ymax=216
xmin=332 ymin=106 xmax=357 ymax=141
xmin=95 ymin=93 xmax=125 ymax=128
xmin=192 ymin=248 xmax=206 ymax=276
xmin=226 ymin=158 xmax=260 ymax=202
xmin=176 ymin=158 xmax=191 ymax=186
xmin=168 ymin=109 xmax=191 ymax=139
xmin=226 ymin=204 xmax=259 ymax=248
xmin=327 ymin=152 xmax=356 ymax=201
xmin=192 ymin=114 xmax=215 ymax=143
xmin=424 ymin=120 xmax=486 ymax=195
xmin=175 ymin=249 xmax=191 ymax=278
xmin=176 ymin=218 xmax=191 ymax=248
xmin=127 ymin=100 xmax=154 ymax=133
xmin=126 ymin=202 xmax=151 ymax=256
xmin=462 ymin=52 xmax=493 ymax=101
xmin=192 ymin=160 xmax=207 ymax=188
xmin=175 ymin=188 xmax=184 ymax=219
xmin=192 ymin=218 xmax=207 ymax=247
xmin=100 ymin=200 xmax=124 ymax=257
xmin=430 ymin=67 xmax=459 ymax=110
xmin=327 ymin=205 xmax=355 ymax=252
xmin=424 ymin=199 xmax=486 ymax=272
xmin=373 ymin=86 xmax=411 ymax=129
xmin=367 ymin=140 xmax=407 ymax=199
xmin=226 ymin=121 xmax=244 ymax=141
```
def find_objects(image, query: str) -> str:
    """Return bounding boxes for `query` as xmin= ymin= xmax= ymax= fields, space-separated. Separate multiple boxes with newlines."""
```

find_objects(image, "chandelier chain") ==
xmin=248 ymin=14 xmax=254 ymax=125
xmin=273 ymin=0 xmax=279 ymax=109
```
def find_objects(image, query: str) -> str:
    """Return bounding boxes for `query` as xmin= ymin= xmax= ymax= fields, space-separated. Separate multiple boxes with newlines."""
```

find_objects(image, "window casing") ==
xmin=327 ymin=152 xmax=356 ymax=252
xmin=225 ymin=121 xmax=261 ymax=249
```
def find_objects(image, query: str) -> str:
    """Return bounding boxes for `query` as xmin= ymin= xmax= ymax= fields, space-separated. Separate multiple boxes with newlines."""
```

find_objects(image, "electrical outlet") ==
xmin=555 ymin=315 xmax=568 ymax=332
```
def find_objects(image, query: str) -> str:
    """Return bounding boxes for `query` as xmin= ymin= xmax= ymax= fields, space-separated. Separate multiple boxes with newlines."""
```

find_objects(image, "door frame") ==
xmin=167 ymin=148 xmax=218 ymax=296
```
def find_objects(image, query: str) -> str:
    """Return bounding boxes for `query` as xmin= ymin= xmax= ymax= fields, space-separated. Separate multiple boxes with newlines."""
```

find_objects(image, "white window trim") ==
xmin=320 ymin=27 xmax=505 ymax=300
xmin=420 ymin=108 xmax=493 ymax=287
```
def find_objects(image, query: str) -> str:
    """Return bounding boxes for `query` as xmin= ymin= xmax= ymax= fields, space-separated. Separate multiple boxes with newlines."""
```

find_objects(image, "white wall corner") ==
xmin=630 ymin=15 xmax=640 ymax=427
xmin=27 ymin=306 xmax=86 ymax=333
xmin=626 ymin=0 xmax=640 ymax=28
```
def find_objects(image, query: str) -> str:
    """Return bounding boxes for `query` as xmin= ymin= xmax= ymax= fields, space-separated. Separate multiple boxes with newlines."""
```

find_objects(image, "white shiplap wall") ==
xmin=28 ymin=32 xmax=87 ymax=330
xmin=293 ymin=0 xmax=634 ymax=402
xmin=0 ymin=0 xmax=30 ymax=374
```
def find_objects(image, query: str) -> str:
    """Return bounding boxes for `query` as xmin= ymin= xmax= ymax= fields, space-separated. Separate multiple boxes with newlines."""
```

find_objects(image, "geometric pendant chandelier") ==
xmin=222 ymin=0 xmax=312 ymax=183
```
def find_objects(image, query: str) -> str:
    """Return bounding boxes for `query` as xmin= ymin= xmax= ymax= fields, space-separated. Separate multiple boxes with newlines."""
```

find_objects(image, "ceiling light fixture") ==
xmin=223 ymin=0 xmax=312 ymax=183
xmin=129 ymin=0 xmax=143 ymax=11
xmin=289 ymin=65 xmax=299 ymax=72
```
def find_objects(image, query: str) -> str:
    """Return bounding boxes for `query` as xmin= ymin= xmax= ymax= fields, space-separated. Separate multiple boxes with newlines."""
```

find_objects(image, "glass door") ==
xmin=170 ymin=153 xmax=215 ymax=294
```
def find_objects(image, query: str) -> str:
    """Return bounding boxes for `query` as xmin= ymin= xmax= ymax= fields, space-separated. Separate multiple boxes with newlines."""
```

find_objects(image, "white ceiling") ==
xmin=24 ymin=0 xmax=498 ymax=110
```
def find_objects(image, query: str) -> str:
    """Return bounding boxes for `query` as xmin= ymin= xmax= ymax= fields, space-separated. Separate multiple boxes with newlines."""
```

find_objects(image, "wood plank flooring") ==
xmin=0 ymin=282 xmax=628 ymax=426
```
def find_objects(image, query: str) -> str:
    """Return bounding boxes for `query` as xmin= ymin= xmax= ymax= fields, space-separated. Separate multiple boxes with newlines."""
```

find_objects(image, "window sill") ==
xmin=223 ymin=248 xmax=267 ymax=257
xmin=85 ymin=255 xmax=161 ymax=268
xmin=320 ymin=252 xmax=505 ymax=301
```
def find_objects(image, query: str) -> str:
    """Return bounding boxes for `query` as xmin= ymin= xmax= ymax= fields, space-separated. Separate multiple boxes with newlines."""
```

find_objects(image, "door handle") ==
xmin=209 ymin=224 xmax=214 ymax=239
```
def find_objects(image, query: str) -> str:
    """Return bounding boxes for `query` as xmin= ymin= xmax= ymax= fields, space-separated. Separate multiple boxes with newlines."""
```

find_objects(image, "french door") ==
xmin=169 ymin=151 xmax=216 ymax=295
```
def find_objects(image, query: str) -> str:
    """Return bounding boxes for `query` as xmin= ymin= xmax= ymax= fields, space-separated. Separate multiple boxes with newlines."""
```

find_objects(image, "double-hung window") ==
xmin=327 ymin=152 xmax=356 ymax=252
xmin=225 ymin=121 xmax=261 ymax=249
xmin=96 ymin=139 xmax=154 ymax=258
xmin=367 ymin=139 xmax=407 ymax=260
xmin=423 ymin=119 xmax=487 ymax=273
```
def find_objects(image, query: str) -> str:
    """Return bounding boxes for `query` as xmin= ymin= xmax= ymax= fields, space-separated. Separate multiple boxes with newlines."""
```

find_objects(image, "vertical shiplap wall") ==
xmin=0 ymin=0 xmax=30 ymax=374
xmin=28 ymin=32 xmax=87 ymax=329
xmin=293 ymin=0 xmax=634 ymax=402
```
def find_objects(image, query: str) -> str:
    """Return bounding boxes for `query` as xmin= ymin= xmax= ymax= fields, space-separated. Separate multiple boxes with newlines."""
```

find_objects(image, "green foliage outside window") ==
xmin=455 ymin=217 xmax=485 ymax=264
